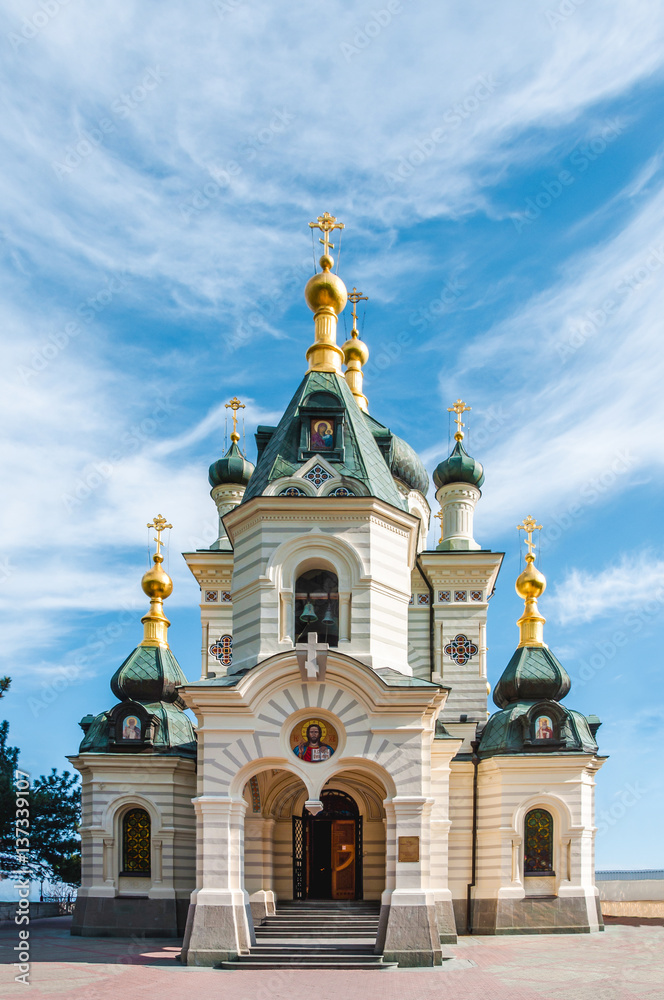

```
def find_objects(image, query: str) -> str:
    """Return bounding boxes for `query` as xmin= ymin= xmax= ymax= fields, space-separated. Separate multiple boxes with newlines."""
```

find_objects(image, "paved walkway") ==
xmin=1 ymin=916 xmax=663 ymax=999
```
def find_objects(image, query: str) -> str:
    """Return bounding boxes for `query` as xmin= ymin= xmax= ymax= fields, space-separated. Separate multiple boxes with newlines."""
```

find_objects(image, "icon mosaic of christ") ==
xmin=536 ymin=715 xmax=554 ymax=740
xmin=291 ymin=719 xmax=338 ymax=762
xmin=122 ymin=716 xmax=141 ymax=740
xmin=311 ymin=418 xmax=334 ymax=451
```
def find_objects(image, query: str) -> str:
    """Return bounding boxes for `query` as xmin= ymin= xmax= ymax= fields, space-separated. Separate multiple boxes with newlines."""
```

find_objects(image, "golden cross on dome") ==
xmin=309 ymin=212 xmax=345 ymax=256
xmin=147 ymin=515 xmax=172 ymax=558
xmin=517 ymin=515 xmax=543 ymax=558
xmin=348 ymin=287 xmax=368 ymax=331
xmin=448 ymin=399 xmax=471 ymax=441
xmin=225 ymin=396 xmax=245 ymax=443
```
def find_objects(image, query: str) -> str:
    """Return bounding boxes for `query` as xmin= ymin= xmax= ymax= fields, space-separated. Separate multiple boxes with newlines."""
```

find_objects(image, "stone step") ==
xmin=220 ymin=958 xmax=397 ymax=971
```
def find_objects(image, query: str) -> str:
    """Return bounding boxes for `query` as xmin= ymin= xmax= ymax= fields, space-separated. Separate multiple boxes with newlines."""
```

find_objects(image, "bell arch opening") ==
xmin=295 ymin=567 xmax=339 ymax=647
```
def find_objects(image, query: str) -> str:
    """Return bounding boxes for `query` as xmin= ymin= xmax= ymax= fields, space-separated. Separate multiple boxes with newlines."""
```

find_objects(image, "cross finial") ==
xmin=347 ymin=287 xmax=368 ymax=333
xmin=517 ymin=515 xmax=543 ymax=560
xmin=147 ymin=514 xmax=172 ymax=559
xmin=448 ymin=399 xmax=471 ymax=441
xmin=225 ymin=396 xmax=245 ymax=444
xmin=309 ymin=212 xmax=345 ymax=263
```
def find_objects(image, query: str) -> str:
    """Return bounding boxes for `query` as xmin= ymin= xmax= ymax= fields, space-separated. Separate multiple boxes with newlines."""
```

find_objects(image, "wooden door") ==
xmin=331 ymin=819 xmax=355 ymax=900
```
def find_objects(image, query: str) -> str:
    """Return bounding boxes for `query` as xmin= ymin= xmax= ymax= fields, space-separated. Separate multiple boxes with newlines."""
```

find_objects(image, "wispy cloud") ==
xmin=548 ymin=551 xmax=664 ymax=625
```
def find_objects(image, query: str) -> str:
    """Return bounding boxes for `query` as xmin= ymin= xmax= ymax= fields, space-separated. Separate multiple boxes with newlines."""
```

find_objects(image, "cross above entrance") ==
xmin=295 ymin=632 xmax=329 ymax=681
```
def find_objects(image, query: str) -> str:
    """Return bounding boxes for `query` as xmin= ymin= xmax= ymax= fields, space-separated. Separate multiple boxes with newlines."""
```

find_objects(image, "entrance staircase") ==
xmin=219 ymin=899 xmax=397 ymax=970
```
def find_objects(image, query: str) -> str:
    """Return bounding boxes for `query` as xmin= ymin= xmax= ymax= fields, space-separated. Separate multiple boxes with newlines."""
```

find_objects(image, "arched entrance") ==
xmin=293 ymin=790 xmax=361 ymax=900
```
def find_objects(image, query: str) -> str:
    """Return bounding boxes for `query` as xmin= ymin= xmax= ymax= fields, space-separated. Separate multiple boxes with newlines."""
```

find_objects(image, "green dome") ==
xmin=433 ymin=440 xmax=484 ymax=490
xmin=390 ymin=434 xmax=429 ymax=495
xmin=110 ymin=644 xmax=188 ymax=706
xmin=209 ymin=441 xmax=255 ymax=488
xmin=493 ymin=646 xmax=571 ymax=708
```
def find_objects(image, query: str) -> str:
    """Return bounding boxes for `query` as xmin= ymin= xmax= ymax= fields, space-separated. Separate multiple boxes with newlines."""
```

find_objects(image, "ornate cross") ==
xmin=348 ymin=287 xmax=368 ymax=331
xmin=295 ymin=631 xmax=329 ymax=680
xmin=517 ymin=515 xmax=543 ymax=557
xmin=434 ymin=509 xmax=444 ymax=544
xmin=147 ymin=515 xmax=172 ymax=558
xmin=225 ymin=396 xmax=245 ymax=444
xmin=448 ymin=399 xmax=471 ymax=440
xmin=309 ymin=212 xmax=345 ymax=256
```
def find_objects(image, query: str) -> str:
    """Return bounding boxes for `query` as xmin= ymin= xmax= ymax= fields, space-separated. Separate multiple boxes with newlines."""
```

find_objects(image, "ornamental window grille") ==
xmin=295 ymin=568 xmax=339 ymax=647
xmin=329 ymin=486 xmax=355 ymax=497
xmin=438 ymin=590 xmax=451 ymax=603
xmin=454 ymin=590 xmax=467 ymax=602
xmin=122 ymin=808 xmax=151 ymax=875
xmin=303 ymin=464 xmax=332 ymax=487
xmin=444 ymin=633 xmax=479 ymax=665
xmin=280 ymin=486 xmax=307 ymax=496
xmin=209 ymin=634 xmax=233 ymax=665
xmin=524 ymin=808 xmax=554 ymax=874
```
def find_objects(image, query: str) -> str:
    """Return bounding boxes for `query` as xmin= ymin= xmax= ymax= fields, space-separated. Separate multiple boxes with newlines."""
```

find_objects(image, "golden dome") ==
xmin=141 ymin=554 xmax=173 ymax=600
xmin=515 ymin=556 xmax=546 ymax=600
xmin=304 ymin=258 xmax=348 ymax=315
xmin=342 ymin=331 xmax=369 ymax=365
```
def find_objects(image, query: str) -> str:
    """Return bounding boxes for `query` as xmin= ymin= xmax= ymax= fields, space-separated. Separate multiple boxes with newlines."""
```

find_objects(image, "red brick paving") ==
xmin=1 ymin=916 xmax=663 ymax=1000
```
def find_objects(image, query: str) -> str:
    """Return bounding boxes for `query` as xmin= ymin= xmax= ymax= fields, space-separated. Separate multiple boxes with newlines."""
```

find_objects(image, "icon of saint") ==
xmin=311 ymin=419 xmax=334 ymax=451
xmin=123 ymin=716 xmax=141 ymax=740
xmin=536 ymin=716 xmax=554 ymax=739
xmin=294 ymin=723 xmax=334 ymax=762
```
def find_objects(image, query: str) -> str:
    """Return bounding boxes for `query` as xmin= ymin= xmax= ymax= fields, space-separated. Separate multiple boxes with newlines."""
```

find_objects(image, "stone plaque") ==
xmin=398 ymin=836 xmax=420 ymax=862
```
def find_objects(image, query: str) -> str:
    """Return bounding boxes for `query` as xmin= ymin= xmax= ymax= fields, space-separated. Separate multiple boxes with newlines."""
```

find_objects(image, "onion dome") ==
xmin=77 ymin=515 xmax=196 ymax=758
xmin=433 ymin=440 xmax=484 ymax=490
xmin=478 ymin=514 xmax=599 ymax=759
xmin=209 ymin=440 xmax=255 ymax=488
xmin=493 ymin=645 xmax=571 ymax=708
xmin=110 ymin=644 xmax=189 ymax=705
xmin=390 ymin=434 xmax=429 ymax=495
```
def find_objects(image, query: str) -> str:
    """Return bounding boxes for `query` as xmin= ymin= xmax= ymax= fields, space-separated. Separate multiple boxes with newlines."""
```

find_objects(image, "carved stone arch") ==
xmin=319 ymin=477 xmax=368 ymax=498
xmin=103 ymin=792 xmax=163 ymax=839
xmin=267 ymin=530 xmax=365 ymax=593
xmin=264 ymin=478 xmax=317 ymax=498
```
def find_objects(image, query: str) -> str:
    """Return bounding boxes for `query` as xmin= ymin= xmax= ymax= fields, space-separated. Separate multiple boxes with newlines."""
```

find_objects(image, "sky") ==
xmin=1 ymin=0 xmax=663 ymax=869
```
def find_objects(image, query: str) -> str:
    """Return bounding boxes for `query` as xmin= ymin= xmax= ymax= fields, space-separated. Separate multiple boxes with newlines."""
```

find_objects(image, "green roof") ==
xmin=242 ymin=371 xmax=407 ymax=509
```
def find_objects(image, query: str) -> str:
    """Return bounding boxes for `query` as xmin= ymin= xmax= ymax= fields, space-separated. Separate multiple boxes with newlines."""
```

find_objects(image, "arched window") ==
xmin=295 ymin=568 xmax=339 ymax=646
xmin=524 ymin=808 xmax=554 ymax=875
xmin=121 ymin=808 xmax=151 ymax=876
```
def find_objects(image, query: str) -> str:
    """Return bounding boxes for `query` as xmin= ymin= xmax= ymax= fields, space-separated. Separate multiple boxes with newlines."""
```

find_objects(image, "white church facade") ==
xmin=69 ymin=215 xmax=605 ymax=968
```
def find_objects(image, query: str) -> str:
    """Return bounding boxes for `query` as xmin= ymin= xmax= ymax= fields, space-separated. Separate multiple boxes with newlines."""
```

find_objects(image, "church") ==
xmin=68 ymin=214 xmax=606 ymax=968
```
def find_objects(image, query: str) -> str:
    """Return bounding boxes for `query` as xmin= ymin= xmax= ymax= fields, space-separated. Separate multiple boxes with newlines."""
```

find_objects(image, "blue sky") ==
xmin=1 ymin=0 xmax=663 ymax=868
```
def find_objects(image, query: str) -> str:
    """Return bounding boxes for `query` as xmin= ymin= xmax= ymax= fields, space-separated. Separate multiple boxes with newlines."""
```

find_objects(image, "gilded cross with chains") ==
xmin=309 ymin=212 xmax=345 ymax=256
xmin=347 ymin=287 xmax=368 ymax=330
xmin=147 ymin=515 xmax=172 ymax=558
xmin=448 ymin=399 xmax=471 ymax=439
xmin=517 ymin=515 xmax=543 ymax=558
xmin=225 ymin=396 xmax=245 ymax=444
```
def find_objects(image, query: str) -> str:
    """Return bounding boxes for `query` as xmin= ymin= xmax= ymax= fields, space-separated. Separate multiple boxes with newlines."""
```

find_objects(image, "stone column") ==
xmin=181 ymin=797 xmax=254 ymax=966
xmin=379 ymin=797 xmax=442 ymax=967
xmin=246 ymin=817 xmax=276 ymax=923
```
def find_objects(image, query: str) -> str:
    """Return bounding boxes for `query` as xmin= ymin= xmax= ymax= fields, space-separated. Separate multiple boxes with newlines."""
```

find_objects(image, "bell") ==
xmin=321 ymin=602 xmax=336 ymax=626
xmin=299 ymin=600 xmax=318 ymax=623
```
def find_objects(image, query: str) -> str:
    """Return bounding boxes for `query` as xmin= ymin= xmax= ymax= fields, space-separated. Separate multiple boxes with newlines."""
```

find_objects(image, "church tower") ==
xmin=69 ymin=517 xmax=196 ymax=937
